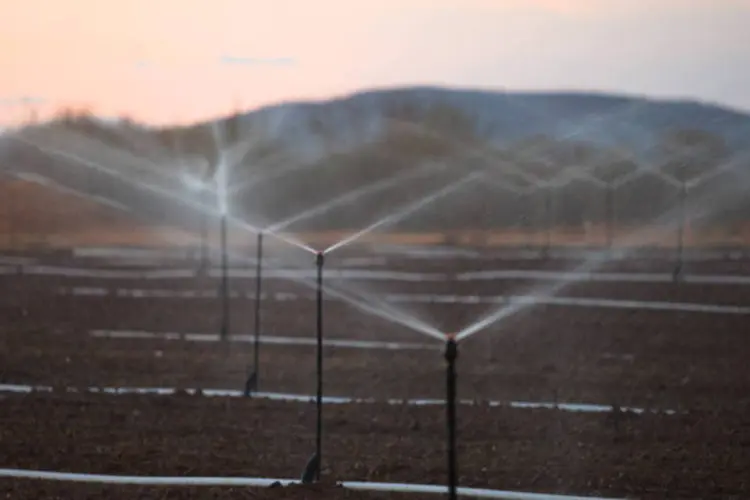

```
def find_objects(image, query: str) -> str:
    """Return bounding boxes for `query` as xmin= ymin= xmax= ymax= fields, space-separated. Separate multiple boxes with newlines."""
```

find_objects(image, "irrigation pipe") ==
xmin=12 ymin=263 xmax=750 ymax=285
xmin=0 ymin=468 xmax=629 ymax=500
xmin=0 ymin=383 xmax=678 ymax=415
xmin=88 ymin=329 xmax=440 ymax=351
xmin=57 ymin=286 xmax=750 ymax=316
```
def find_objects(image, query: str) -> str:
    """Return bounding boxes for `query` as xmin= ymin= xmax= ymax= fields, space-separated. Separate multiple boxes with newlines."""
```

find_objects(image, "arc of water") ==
xmin=480 ymin=176 xmax=535 ymax=195
xmin=12 ymin=135 xmax=316 ymax=254
xmin=387 ymin=119 xmax=540 ymax=186
xmin=322 ymin=283 xmax=445 ymax=342
xmin=192 ymin=225 xmax=446 ymax=342
xmin=388 ymin=102 xmax=743 ymax=197
xmin=227 ymin=152 xmax=298 ymax=195
xmin=8 ymin=131 xmax=447 ymax=340
xmin=683 ymin=149 xmax=750 ymax=190
xmin=385 ymin=97 xmax=653 ymax=188
xmin=323 ymin=170 xmax=485 ymax=255
xmin=13 ymin=134 xmax=450 ymax=342
xmin=265 ymin=160 xmax=449 ymax=233
xmin=21 ymin=125 xmax=264 ymax=195
xmin=454 ymin=151 xmax=750 ymax=343
xmin=499 ymin=99 xmax=653 ymax=169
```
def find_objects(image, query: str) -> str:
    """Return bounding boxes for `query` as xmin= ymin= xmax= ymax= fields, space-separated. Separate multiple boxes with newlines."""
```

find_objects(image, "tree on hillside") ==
xmin=379 ymin=102 xmax=477 ymax=160
xmin=659 ymin=129 xmax=728 ymax=182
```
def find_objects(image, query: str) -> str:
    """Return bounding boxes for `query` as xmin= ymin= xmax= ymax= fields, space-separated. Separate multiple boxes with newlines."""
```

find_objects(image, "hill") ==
xmin=2 ymin=85 xmax=750 ymax=246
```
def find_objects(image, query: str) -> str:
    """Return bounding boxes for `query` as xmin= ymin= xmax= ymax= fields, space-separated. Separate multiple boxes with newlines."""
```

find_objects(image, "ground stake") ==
xmin=314 ymin=251 xmax=325 ymax=481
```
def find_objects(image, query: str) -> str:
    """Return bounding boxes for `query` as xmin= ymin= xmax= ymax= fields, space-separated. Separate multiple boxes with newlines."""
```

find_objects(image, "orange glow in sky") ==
xmin=2 ymin=0 xmax=749 ymax=125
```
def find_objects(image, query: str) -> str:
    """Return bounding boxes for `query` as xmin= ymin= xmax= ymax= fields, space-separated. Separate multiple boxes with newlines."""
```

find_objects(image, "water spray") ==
xmin=15 ymin=133 xmax=446 ymax=347
xmin=454 ymin=163 xmax=750 ymax=344
xmin=314 ymin=251 xmax=325 ymax=481
xmin=199 ymin=187 xmax=210 ymax=273
xmin=216 ymin=161 xmax=230 ymax=342
xmin=323 ymin=171 xmax=484 ymax=255
xmin=444 ymin=333 xmax=459 ymax=500
xmin=219 ymin=210 xmax=229 ymax=340
xmin=543 ymin=187 xmax=553 ymax=256
xmin=253 ymin=231 xmax=264 ymax=392
xmin=243 ymin=231 xmax=263 ymax=396
xmin=264 ymin=160 xmax=446 ymax=234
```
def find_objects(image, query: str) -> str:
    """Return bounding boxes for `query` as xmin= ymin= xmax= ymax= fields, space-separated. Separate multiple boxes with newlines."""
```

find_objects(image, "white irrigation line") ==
xmin=8 ymin=265 xmax=442 ymax=281
xmin=56 ymin=286 xmax=750 ymax=315
xmin=0 ymin=468 xmax=625 ymax=500
xmin=0 ymin=383 xmax=677 ymax=415
xmin=71 ymin=244 xmax=750 ymax=262
xmin=0 ymin=255 xmax=36 ymax=266
xmin=205 ymin=268 xmax=444 ymax=281
xmin=73 ymin=247 xmax=196 ymax=259
xmin=18 ymin=265 xmax=197 ymax=279
xmin=10 ymin=171 xmax=132 ymax=213
xmin=71 ymin=247 xmax=390 ymax=267
xmin=6 ymin=263 xmax=749 ymax=285
xmin=57 ymin=286 xmax=300 ymax=301
xmin=458 ymin=269 xmax=750 ymax=285
xmin=89 ymin=329 xmax=439 ymax=351
xmin=372 ymin=244 xmax=750 ymax=262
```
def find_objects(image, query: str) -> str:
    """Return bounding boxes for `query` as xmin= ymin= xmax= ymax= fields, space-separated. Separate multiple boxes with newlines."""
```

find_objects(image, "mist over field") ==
xmin=2 ymin=86 xmax=749 ymax=246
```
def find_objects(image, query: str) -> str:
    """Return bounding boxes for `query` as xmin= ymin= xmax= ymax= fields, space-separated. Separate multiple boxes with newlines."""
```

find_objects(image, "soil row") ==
xmin=2 ymin=392 xmax=749 ymax=499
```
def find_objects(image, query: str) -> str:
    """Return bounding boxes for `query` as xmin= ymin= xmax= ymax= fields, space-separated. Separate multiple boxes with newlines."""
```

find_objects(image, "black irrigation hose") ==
xmin=445 ymin=336 xmax=458 ymax=500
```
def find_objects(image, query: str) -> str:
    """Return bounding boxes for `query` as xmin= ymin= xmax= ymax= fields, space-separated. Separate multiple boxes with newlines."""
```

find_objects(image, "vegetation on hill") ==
xmin=3 ymin=87 xmax=750 ymax=234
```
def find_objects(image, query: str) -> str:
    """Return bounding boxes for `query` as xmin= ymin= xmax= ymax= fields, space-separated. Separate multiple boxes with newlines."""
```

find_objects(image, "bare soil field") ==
xmin=2 ymin=392 xmax=749 ymax=499
xmin=2 ymin=249 xmax=750 ymax=498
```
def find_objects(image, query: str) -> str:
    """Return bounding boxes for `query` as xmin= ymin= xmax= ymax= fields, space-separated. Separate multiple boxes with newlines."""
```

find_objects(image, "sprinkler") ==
xmin=444 ymin=334 xmax=459 ymax=500
xmin=199 ymin=188 xmax=210 ymax=274
xmin=244 ymin=231 xmax=263 ymax=396
xmin=250 ymin=231 xmax=264 ymax=392
xmin=314 ymin=250 xmax=325 ymax=481
xmin=674 ymin=180 xmax=687 ymax=282
xmin=219 ymin=210 xmax=229 ymax=341
xmin=543 ymin=187 xmax=553 ymax=257
xmin=605 ymin=182 xmax=614 ymax=249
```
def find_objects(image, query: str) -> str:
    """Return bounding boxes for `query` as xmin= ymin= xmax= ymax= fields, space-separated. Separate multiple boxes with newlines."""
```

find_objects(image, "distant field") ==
xmin=1 ymin=178 xmax=749 ymax=250
xmin=3 ymin=225 xmax=750 ymax=252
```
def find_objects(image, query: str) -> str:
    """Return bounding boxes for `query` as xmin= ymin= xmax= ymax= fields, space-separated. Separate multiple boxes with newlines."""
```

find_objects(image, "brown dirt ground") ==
xmin=1 ymin=392 xmax=749 ymax=499
xmin=2 ymin=252 xmax=750 ymax=498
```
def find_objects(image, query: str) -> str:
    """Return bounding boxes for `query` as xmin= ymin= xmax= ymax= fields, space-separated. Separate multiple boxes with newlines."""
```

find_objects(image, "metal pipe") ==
xmin=253 ymin=231 xmax=263 ymax=386
xmin=314 ymin=251 xmax=325 ymax=481
xmin=220 ymin=213 xmax=229 ymax=340
xmin=444 ymin=336 xmax=458 ymax=500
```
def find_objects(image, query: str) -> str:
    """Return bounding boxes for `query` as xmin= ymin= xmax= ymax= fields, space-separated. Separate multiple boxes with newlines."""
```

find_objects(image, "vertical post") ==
xmin=605 ymin=183 xmax=614 ymax=249
xmin=544 ymin=187 xmax=552 ymax=257
xmin=445 ymin=335 xmax=459 ymax=500
xmin=8 ymin=179 xmax=16 ymax=251
xmin=315 ymin=251 xmax=325 ymax=481
xmin=220 ymin=212 xmax=229 ymax=340
xmin=199 ymin=188 xmax=209 ymax=273
xmin=675 ymin=181 xmax=687 ymax=280
xmin=253 ymin=231 xmax=263 ymax=386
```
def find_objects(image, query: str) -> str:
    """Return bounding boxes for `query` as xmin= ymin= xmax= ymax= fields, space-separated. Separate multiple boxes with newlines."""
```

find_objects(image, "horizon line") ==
xmin=4 ymin=83 xmax=749 ymax=129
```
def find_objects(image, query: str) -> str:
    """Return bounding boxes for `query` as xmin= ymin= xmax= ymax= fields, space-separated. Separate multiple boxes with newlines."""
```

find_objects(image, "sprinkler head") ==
xmin=316 ymin=251 xmax=325 ymax=267
xmin=444 ymin=334 xmax=458 ymax=362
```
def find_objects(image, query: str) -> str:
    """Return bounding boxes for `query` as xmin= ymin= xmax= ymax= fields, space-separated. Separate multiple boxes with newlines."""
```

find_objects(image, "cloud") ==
xmin=220 ymin=55 xmax=296 ymax=66
xmin=0 ymin=95 xmax=45 ymax=106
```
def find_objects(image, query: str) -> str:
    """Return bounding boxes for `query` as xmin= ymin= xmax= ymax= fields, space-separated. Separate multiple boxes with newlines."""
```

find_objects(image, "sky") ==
xmin=1 ymin=0 xmax=750 ymax=125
